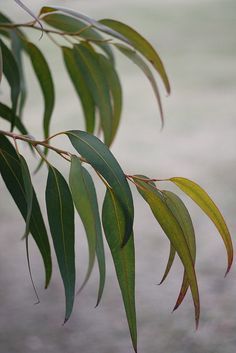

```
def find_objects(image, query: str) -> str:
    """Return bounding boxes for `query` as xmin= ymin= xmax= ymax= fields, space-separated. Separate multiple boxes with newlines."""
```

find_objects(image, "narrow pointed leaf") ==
xmin=73 ymin=44 xmax=113 ymax=146
xmin=42 ymin=12 xmax=114 ymax=63
xmin=114 ymin=43 xmax=163 ymax=127
xmin=0 ymin=39 xmax=21 ymax=126
xmin=66 ymin=130 xmax=134 ymax=246
xmin=0 ymin=135 xmax=52 ymax=288
xmin=62 ymin=46 xmax=95 ymax=133
xmin=46 ymin=166 xmax=75 ymax=322
xmin=159 ymin=243 xmax=176 ymax=285
xmin=102 ymin=188 xmax=137 ymax=352
xmin=170 ymin=177 xmax=233 ymax=274
xmin=135 ymin=176 xmax=200 ymax=327
xmin=26 ymin=42 xmax=55 ymax=139
xmin=100 ymin=19 xmax=170 ymax=94
xmin=162 ymin=190 xmax=196 ymax=310
xmin=97 ymin=54 xmax=122 ymax=141
xmin=0 ymin=103 xmax=28 ymax=134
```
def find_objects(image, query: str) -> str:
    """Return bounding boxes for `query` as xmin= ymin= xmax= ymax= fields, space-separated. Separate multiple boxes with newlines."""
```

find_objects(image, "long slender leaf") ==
xmin=46 ymin=166 xmax=75 ymax=322
xmin=135 ymin=176 xmax=200 ymax=327
xmin=102 ymin=188 xmax=137 ymax=352
xmin=100 ymin=19 xmax=170 ymax=94
xmin=170 ymin=177 xmax=233 ymax=274
xmin=73 ymin=44 xmax=113 ymax=146
xmin=62 ymin=46 xmax=95 ymax=133
xmin=66 ymin=130 xmax=134 ymax=246
xmin=0 ymin=102 xmax=28 ymax=134
xmin=26 ymin=42 xmax=55 ymax=139
xmin=114 ymin=43 xmax=163 ymax=127
xmin=0 ymin=135 xmax=52 ymax=288
xmin=159 ymin=243 xmax=176 ymax=285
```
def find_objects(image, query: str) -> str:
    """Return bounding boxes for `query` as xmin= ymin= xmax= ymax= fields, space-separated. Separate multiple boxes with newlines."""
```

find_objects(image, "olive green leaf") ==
xmin=97 ymin=53 xmax=122 ymax=142
xmin=114 ymin=43 xmax=163 ymax=127
xmin=46 ymin=166 xmax=75 ymax=323
xmin=69 ymin=156 xmax=106 ymax=305
xmin=162 ymin=190 xmax=196 ymax=310
xmin=159 ymin=243 xmax=176 ymax=285
xmin=26 ymin=42 xmax=55 ymax=139
xmin=0 ymin=134 xmax=52 ymax=288
xmin=135 ymin=176 xmax=200 ymax=327
xmin=73 ymin=44 xmax=113 ymax=146
xmin=99 ymin=19 xmax=170 ymax=94
xmin=102 ymin=188 xmax=137 ymax=352
xmin=62 ymin=46 xmax=95 ymax=134
xmin=66 ymin=130 xmax=134 ymax=246
xmin=170 ymin=177 xmax=233 ymax=275
xmin=0 ymin=103 xmax=28 ymax=135
xmin=0 ymin=39 xmax=21 ymax=127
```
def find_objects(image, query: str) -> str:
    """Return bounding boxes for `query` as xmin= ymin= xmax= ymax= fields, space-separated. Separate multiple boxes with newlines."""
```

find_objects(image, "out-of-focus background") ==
xmin=1 ymin=0 xmax=236 ymax=352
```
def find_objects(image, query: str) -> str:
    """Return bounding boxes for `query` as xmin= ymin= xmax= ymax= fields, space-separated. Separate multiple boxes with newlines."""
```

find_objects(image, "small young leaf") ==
xmin=66 ymin=130 xmax=134 ymax=246
xmin=73 ymin=44 xmax=113 ymax=146
xmin=170 ymin=177 xmax=233 ymax=274
xmin=0 ymin=103 xmax=28 ymax=135
xmin=135 ymin=176 xmax=200 ymax=327
xmin=26 ymin=42 xmax=55 ymax=139
xmin=99 ymin=19 xmax=170 ymax=94
xmin=0 ymin=135 xmax=52 ymax=288
xmin=62 ymin=46 xmax=95 ymax=133
xmin=102 ymin=188 xmax=137 ymax=352
xmin=114 ymin=43 xmax=163 ymax=127
xmin=46 ymin=166 xmax=75 ymax=323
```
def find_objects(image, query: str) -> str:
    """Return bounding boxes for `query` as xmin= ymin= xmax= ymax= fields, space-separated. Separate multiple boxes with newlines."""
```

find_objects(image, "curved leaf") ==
xmin=159 ymin=243 xmax=176 ymax=285
xmin=26 ymin=42 xmax=55 ymax=139
xmin=102 ymin=188 xmax=137 ymax=352
xmin=170 ymin=177 xmax=233 ymax=274
xmin=99 ymin=19 xmax=170 ymax=94
xmin=73 ymin=44 xmax=113 ymax=146
xmin=46 ymin=166 xmax=75 ymax=322
xmin=62 ymin=46 xmax=95 ymax=133
xmin=135 ymin=176 xmax=200 ymax=327
xmin=69 ymin=156 xmax=106 ymax=304
xmin=66 ymin=130 xmax=134 ymax=246
xmin=0 ymin=135 xmax=52 ymax=288
xmin=0 ymin=103 xmax=28 ymax=135
xmin=114 ymin=43 xmax=163 ymax=127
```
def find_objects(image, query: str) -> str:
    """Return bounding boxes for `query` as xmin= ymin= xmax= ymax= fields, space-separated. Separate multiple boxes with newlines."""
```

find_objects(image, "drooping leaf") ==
xmin=73 ymin=44 xmax=113 ymax=146
xmin=162 ymin=190 xmax=196 ymax=310
xmin=42 ymin=12 xmax=114 ymax=63
xmin=66 ymin=130 xmax=134 ymax=246
xmin=170 ymin=177 xmax=233 ymax=275
xmin=114 ymin=43 xmax=163 ymax=127
xmin=0 ymin=39 xmax=21 ymax=127
xmin=62 ymin=46 xmax=95 ymax=133
xmin=0 ymin=134 xmax=52 ymax=288
xmin=26 ymin=42 xmax=55 ymax=139
xmin=102 ymin=188 xmax=137 ymax=352
xmin=159 ymin=243 xmax=176 ymax=285
xmin=135 ymin=176 xmax=200 ymax=327
xmin=0 ymin=103 xmax=28 ymax=135
xmin=69 ymin=156 xmax=106 ymax=305
xmin=46 ymin=166 xmax=75 ymax=322
xmin=97 ymin=53 xmax=122 ymax=141
xmin=99 ymin=19 xmax=170 ymax=94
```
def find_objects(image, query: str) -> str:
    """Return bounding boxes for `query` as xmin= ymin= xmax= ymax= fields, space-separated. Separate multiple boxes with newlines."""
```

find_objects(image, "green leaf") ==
xmin=69 ymin=156 xmax=106 ymax=305
xmin=42 ymin=12 xmax=114 ymax=63
xmin=0 ymin=39 xmax=21 ymax=126
xmin=114 ymin=43 xmax=163 ymax=127
xmin=162 ymin=190 xmax=196 ymax=310
xmin=0 ymin=134 xmax=52 ymax=288
xmin=97 ymin=53 xmax=122 ymax=142
xmin=99 ymin=19 xmax=170 ymax=94
xmin=102 ymin=188 xmax=137 ymax=352
xmin=62 ymin=46 xmax=95 ymax=133
xmin=159 ymin=243 xmax=176 ymax=285
xmin=46 ymin=166 xmax=75 ymax=322
xmin=26 ymin=42 xmax=55 ymax=138
xmin=0 ymin=103 xmax=28 ymax=134
xmin=73 ymin=44 xmax=113 ymax=146
xmin=0 ymin=42 xmax=2 ymax=84
xmin=135 ymin=176 xmax=200 ymax=327
xmin=66 ymin=130 xmax=134 ymax=246
xmin=170 ymin=177 xmax=233 ymax=275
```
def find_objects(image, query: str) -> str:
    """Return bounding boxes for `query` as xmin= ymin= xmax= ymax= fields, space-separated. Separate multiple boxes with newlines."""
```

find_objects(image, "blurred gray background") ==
xmin=0 ymin=0 xmax=236 ymax=352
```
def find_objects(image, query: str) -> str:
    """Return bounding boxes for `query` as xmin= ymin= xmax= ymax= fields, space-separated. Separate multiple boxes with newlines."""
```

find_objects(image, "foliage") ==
xmin=0 ymin=4 xmax=233 ymax=351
